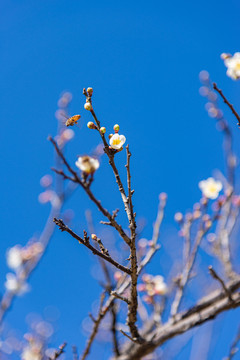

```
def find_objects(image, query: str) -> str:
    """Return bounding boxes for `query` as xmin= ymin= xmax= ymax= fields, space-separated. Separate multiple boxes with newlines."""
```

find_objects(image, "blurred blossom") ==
xmin=208 ymin=107 xmax=218 ymax=118
xmin=38 ymin=190 xmax=55 ymax=204
xmin=61 ymin=128 xmax=75 ymax=141
xmin=40 ymin=175 xmax=53 ymax=188
xmin=75 ymin=156 xmax=100 ymax=174
xmin=138 ymin=238 xmax=148 ymax=249
xmin=21 ymin=340 xmax=42 ymax=360
xmin=35 ymin=321 xmax=53 ymax=338
xmin=159 ymin=192 xmax=167 ymax=201
xmin=174 ymin=212 xmax=183 ymax=222
xmin=185 ymin=213 xmax=193 ymax=221
xmin=109 ymin=133 xmax=126 ymax=150
xmin=21 ymin=242 xmax=43 ymax=261
xmin=114 ymin=271 xmax=122 ymax=282
xmin=45 ymin=348 xmax=57 ymax=359
xmin=199 ymin=70 xmax=209 ymax=82
xmin=199 ymin=177 xmax=222 ymax=199
xmin=5 ymin=274 xmax=29 ymax=295
xmin=207 ymin=92 xmax=217 ymax=102
xmin=199 ymin=86 xmax=209 ymax=97
xmin=6 ymin=246 xmax=23 ymax=270
xmin=55 ymin=109 xmax=67 ymax=121
xmin=222 ymin=52 xmax=240 ymax=80
xmin=207 ymin=233 xmax=216 ymax=243
xmin=140 ymin=274 xmax=167 ymax=300
xmin=193 ymin=210 xmax=201 ymax=219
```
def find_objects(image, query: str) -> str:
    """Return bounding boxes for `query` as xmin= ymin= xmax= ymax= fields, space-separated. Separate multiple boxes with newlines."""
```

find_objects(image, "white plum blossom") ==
xmin=109 ymin=133 xmax=126 ymax=150
xmin=199 ymin=177 xmax=222 ymax=200
xmin=6 ymin=246 xmax=23 ymax=270
xmin=21 ymin=346 xmax=42 ymax=360
xmin=5 ymin=273 xmax=29 ymax=295
xmin=221 ymin=52 xmax=240 ymax=80
xmin=75 ymin=156 xmax=99 ymax=174
xmin=153 ymin=275 xmax=168 ymax=295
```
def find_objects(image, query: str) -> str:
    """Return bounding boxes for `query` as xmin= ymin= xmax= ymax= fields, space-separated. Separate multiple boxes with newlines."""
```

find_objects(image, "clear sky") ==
xmin=1 ymin=0 xmax=240 ymax=359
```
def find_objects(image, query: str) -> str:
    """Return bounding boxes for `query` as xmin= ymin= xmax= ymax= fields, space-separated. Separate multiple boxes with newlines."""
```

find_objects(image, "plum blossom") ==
xmin=109 ymin=133 xmax=126 ymax=150
xmin=7 ymin=246 xmax=23 ymax=270
xmin=138 ymin=274 xmax=167 ymax=301
xmin=221 ymin=52 xmax=240 ymax=80
xmin=75 ymin=156 xmax=99 ymax=174
xmin=5 ymin=273 xmax=29 ymax=295
xmin=199 ymin=177 xmax=222 ymax=200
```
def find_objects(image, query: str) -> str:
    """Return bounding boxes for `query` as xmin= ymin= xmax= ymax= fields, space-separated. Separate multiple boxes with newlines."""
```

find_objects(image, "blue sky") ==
xmin=1 ymin=0 xmax=240 ymax=358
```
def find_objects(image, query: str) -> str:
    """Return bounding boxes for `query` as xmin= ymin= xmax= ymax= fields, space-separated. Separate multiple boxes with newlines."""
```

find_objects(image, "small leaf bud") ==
xmin=109 ymin=133 xmax=113 ymax=139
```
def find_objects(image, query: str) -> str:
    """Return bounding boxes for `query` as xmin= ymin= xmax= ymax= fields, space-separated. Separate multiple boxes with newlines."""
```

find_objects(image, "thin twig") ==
xmin=52 ymin=342 xmax=67 ymax=359
xmin=81 ymin=292 xmax=106 ymax=360
xmin=208 ymin=266 xmax=233 ymax=303
xmin=226 ymin=326 xmax=240 ymax=360
xmin=111 ymin=291 xmax=131 ymax=305
xmin=213 ymin=83 xmax=240 ymax=127
xmin=54 ymin=218 xmax=131 ymax=275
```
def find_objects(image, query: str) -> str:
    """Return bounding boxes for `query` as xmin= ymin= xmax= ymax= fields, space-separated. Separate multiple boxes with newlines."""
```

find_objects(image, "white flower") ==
xmin=222 ymin=52 xmax=240 ymax=80
xmin=21 ymin=346 xmax=42 ymax=360
xmin=199 ymin=177 xmax=222 ymax=200
xmin=153 ymin=275 xmax=167 ymax=295
xmin=109 ymin=133 xmax=126 ymax=150
xmin=7 ymin=246 xmax=23 ymax=270
xmin=75 ymin=156 xmax=100 ymax=174
xmin=5 ymin=273 xmax=29 ymax=295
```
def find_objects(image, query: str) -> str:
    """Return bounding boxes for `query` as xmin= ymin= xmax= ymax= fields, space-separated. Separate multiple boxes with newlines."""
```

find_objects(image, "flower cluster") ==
xmin=5 ymin=242 xmax=43 ymax=294
xmin=138 ymin=274 xmax=167 ymax=304
xmin=221 ymin=52 xmax=240 ymax=80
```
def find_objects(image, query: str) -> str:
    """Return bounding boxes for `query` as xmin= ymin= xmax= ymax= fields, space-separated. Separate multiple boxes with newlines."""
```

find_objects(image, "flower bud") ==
xmin=113 ymin=124 xmax=120 ymax=132
xmin=100 ymin=127 xmax=106 ymax=134
xmin=87 ymin=121 xmax=96 ymax=129
xmin=91 ymin=234 xmax=97 ymax=240
xmin=87 ymin=87 xmax=93 ymax=96
xmin=109 ymin=133 xmax=113 ymax=139
xmin=84 ymin=102 xmax=92 ymax=111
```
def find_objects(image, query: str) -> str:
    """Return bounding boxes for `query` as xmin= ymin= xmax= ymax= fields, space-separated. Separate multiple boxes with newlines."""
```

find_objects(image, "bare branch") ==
xmin=81 ymin=292 xmax=106 ymax=360
xmin=208 ymin=265 xmax=233 ymax=302
xmin=111 ymin=291 xmax=131 ymax=305
xmin=213 ymin=82 xmax=240 ymax=127
xmin=52 ymin=342 xmax=67 ymax=359
xmin=54 ymin=218 xmax=131 ymax=275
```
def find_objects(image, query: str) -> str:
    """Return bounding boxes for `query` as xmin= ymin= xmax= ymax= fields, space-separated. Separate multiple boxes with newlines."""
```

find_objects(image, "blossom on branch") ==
xmin=221 ymin=52 xmax=240 ymax=80
xmin=7 ymin=246 xmax=23 ymax=270
xmin=199 ymin=177 xmax=222 ymax=199
xmin=75 ymin=155 xmax=100 ymax=174
xmin=5 ymin=273 xmax=29 ymax=295
xmin=109 ymin=133 xmax=126 ymax=150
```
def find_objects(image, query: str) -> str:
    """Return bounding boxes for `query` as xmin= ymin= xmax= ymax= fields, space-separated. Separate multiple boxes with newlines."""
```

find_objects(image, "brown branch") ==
xmin=81 ymin=292 xmax=106 ymax=360
xmin=208 ymin=265 xmax=233 ymax=302
xmin=54 ymin=218 xmax=131 ymax=275
xmin=111 ymin=291 xmax=131 ymax=305
xmin=116 ymin=277 xmax=240 ymax=360
xmin=213 ymin=82 xmax=240 ymax=127
xmin=49 ymin=136 xmax=131 ymax=246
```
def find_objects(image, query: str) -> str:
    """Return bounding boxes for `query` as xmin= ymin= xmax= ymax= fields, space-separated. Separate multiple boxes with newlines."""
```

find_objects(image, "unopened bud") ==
xmin=220 ymin=53 xmax=231 ymax=60
xmin=109 ymin=133 xmax=113 ymax=139
xmin=87 ymin=87 xmax=93 ymax=96
xmin=84 ymin=102 xmax=92 ymax=111
xmin=100 ymin=127 xmax=106 ymax=134
xmin=87 ymin=121 xmax=96 ymax=129
xmin=91 ymin=234 xmax=97 ymax=240
xmin=113 ymin=124 xmax=120 ymax=132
